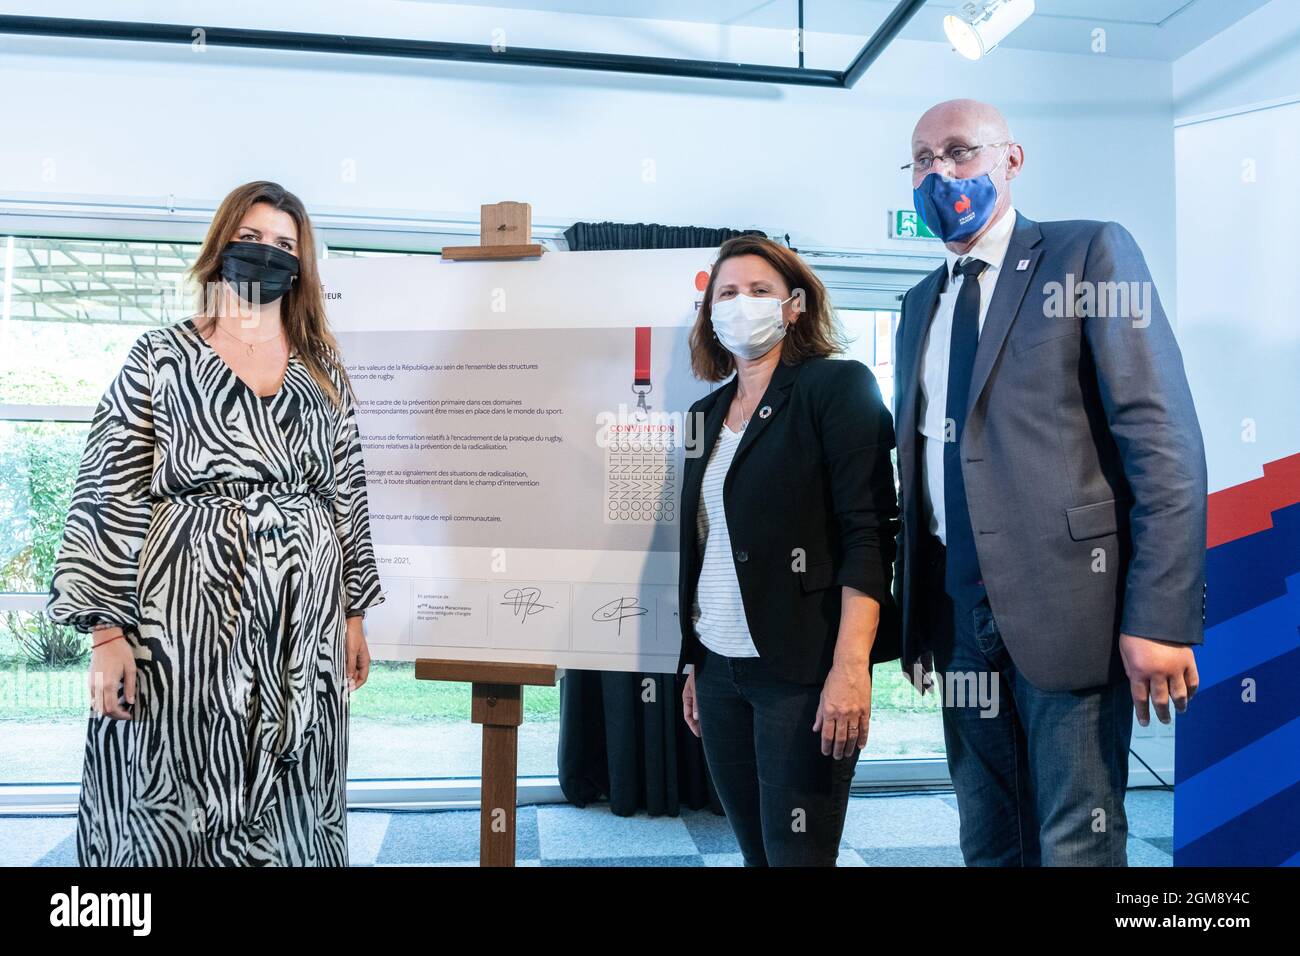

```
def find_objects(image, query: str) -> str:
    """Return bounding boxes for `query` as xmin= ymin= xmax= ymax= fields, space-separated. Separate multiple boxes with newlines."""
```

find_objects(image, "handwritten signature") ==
xmin=501 ymin=587 xmax=554 ymax=621
xmin=592 ymin=597 xmax=648 ymax=635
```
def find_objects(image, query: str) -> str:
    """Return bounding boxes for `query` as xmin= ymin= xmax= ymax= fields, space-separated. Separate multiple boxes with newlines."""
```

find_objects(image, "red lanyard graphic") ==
xmin=633 ymin=326 xmax=652 ymax=415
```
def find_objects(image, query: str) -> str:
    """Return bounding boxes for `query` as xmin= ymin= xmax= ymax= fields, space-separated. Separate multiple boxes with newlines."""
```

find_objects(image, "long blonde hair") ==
xmin=189 ymin=180 xmax=350 ymax=409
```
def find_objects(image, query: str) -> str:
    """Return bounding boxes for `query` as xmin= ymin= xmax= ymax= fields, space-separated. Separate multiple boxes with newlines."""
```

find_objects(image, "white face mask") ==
xmin=710 ymin=293 xmax=793 ymax=360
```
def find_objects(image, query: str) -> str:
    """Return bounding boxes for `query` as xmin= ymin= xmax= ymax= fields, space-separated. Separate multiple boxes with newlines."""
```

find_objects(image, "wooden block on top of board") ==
xmin=440 ymin=200 xmax=546 ymax=260
xmin=480 ymin=201 xmax=531 ymax=246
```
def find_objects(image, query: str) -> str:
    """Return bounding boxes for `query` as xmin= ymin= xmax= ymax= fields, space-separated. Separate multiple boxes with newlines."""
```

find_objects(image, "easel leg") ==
xmin=472 ymin=681 xmax=522 ymax=867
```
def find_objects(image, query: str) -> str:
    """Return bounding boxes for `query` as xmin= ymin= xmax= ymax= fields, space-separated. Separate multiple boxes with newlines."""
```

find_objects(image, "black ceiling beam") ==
xmin=0 ymin=1 xmax=927 ymax=90
xmin=844 ymin=0 xmax=930 ymax=88
xmin=0 ymin=15 xmax=842 ymax=87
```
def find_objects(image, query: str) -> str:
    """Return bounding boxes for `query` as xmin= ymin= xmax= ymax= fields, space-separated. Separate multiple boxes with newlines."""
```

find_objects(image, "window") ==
xmin=0 ymin=226 xmax=947 ymax=799
xmin=0 ymin=236 xmax=195 ymax=406
xmin=833 ymin=306 xmax=945 ymax=764
xmin=0 ymin=234 xmax=556 ymax=790
xmin=836 ymin=307 xmax=898 ymax=412
xmin=1 ymin=235 xmax=200 ymax=784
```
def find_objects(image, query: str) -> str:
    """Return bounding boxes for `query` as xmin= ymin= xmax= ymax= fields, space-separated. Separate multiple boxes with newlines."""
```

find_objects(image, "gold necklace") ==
xmin=213 ymin=319 xmax=286 ymax=356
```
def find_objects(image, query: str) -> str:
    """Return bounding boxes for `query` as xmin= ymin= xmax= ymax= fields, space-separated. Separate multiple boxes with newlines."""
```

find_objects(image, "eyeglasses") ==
xmin=901 ymin=142 xmax=1013 ymax=174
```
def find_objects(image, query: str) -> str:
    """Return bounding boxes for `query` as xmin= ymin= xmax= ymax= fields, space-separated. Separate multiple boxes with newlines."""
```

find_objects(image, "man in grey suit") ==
xmin=894 ymin=99 xmax=1207 ymax=865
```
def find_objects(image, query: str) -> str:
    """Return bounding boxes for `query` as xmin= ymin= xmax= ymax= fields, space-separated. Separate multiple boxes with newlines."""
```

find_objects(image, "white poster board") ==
xmin=320 ymin=247 xmax=719 ymax=672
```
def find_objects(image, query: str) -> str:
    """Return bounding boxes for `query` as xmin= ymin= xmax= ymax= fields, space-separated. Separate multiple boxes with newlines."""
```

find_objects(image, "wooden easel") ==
xmin=421 ymin=201 xmax=555 ymax=867
xmin=415 ymin=659 xmax=556 ymax=866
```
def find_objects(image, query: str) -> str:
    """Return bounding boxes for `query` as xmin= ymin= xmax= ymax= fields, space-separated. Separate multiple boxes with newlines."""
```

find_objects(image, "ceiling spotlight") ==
xmin=944 ymin=0 xmax=1036 ymax=60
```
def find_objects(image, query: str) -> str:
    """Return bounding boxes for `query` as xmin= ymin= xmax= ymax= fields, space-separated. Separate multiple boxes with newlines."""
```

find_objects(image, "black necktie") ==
xmin=942 ymin=256 xmax=989 ymax=610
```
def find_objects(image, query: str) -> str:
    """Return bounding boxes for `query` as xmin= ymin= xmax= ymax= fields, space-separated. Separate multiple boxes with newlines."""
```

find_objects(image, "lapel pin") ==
xmin=1016 ymin=259 xmax=1030 ymax=271
xmin=758 ymin=405 xmax=772 ymax=419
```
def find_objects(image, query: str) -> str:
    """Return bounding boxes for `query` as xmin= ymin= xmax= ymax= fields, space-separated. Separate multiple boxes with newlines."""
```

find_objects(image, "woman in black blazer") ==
xmin=677 ymin=235 xmax=900 ymax=866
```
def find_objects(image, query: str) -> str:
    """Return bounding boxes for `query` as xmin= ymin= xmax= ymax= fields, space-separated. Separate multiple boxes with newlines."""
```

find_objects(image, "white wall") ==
xmin=1173 ymin=0 xmax=1300 ymax=492
xmin=1174 ymin=0 xmax=1300 ymax=119
xmin=0 ymin=3 xmax=1177 ymax=304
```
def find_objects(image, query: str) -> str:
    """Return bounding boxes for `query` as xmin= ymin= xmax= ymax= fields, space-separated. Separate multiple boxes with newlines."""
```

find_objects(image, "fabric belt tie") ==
xmin=160 ymin=481 xmax=332 ymax=836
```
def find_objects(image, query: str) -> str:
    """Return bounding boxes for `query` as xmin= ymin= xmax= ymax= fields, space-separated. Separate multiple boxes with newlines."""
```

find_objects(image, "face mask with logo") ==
xmin=710 ymin=293 xmax=794 ymax=360
xmin=220 ymin=240 xmax=300 ymax=304
xmin=912 ymin=146 xmax=1008 ymax=243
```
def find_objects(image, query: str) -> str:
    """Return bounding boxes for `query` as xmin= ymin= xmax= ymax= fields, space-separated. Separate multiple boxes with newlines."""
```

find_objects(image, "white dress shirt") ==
xmin=917 ymin=206 xmax=1018 ymax=544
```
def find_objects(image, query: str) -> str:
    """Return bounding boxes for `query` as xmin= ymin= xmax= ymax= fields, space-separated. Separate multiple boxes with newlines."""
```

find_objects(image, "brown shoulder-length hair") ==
xmin=689 ymin=235 xmax=845 ymax=382
xmin=189 ymin=180 xmax=351 ymax=409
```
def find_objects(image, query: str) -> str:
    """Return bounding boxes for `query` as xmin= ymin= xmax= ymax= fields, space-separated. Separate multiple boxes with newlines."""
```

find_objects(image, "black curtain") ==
xmin=557 ymin=220 xmax=765 ymax=817
xmin=563 ymin=221 xmax=765 ymax=252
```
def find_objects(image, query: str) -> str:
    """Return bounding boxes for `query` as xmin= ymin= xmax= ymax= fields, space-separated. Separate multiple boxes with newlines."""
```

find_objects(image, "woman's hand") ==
xmin=345 ymin=615 xmax=371 ymax=693
xmin=814 ymin=662 xmax=872 ymax=759
xmin=88 ymin=629 xmax=136 ymax=721
xmin=682 ymin=671 xmax=701 ymax=737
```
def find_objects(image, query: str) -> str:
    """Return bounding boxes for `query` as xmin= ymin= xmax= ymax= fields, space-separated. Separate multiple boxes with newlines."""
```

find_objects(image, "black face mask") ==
xmin=220 ymin=240 xmax=300 ymax=304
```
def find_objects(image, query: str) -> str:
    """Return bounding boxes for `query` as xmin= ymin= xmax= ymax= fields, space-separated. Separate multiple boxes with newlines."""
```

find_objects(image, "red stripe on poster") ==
xmin=1207 ymin=451 xmax=1300 ymax=548
xmin=634 ymin=327 xmax=652 ymax=386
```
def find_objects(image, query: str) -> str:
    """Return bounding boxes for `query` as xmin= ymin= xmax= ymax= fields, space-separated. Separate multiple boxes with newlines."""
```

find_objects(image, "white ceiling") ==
xmin=408 ymin=0 xmax=1271 ymax=60
xmin=7 ymin=0 xmax=1273 ymax=63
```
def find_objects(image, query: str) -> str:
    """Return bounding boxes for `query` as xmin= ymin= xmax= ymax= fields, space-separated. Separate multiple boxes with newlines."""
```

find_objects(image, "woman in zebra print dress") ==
xmin=45 ymin=182 xmax=384 ymax=866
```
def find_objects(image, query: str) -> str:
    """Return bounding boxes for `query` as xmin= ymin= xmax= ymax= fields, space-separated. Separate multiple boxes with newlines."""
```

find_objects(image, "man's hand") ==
xmin=1119 ymin=633 xmax=1199 ymax=726
xmin=902 ymin=651 xmax=936 ymax=696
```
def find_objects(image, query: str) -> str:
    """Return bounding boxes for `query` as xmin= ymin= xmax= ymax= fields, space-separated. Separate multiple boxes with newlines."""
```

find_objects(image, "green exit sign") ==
xmin=891 ymin=210 xmax=938 ymax=241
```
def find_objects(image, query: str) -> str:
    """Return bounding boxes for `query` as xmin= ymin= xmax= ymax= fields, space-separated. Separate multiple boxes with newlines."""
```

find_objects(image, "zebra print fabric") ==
xmin=45 ymin=315 xmax=385 ymax=866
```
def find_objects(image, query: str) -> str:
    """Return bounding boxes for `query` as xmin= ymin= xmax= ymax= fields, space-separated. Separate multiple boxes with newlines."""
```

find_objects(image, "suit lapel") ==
xmin=699 ymin=378 xmax=735 ymax=465
xmin=895 ymin=265 xmax=946 ymax=445
xmin=965 ymin=212 xmax=1043 ymax=418
xmin=726 ymin=357 xmax=801 ymax=484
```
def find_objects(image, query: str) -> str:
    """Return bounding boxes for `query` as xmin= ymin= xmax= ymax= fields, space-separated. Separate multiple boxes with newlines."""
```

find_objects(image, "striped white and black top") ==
xmin=691 ymin=421 xmax=760 ymax=657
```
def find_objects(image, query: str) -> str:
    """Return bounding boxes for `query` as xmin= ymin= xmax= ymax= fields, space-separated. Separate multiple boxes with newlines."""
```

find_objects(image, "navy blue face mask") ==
xmin=912 ymin=148 xmax=1008 ymax=243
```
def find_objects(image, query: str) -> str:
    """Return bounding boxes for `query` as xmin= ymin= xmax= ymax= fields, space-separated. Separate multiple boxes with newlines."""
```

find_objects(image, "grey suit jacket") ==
xmin=893 ymin=211 xmax=1208 ymax=691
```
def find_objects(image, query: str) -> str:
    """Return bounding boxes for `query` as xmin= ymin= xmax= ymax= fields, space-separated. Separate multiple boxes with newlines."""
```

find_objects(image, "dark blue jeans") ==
xmin=933 ymin=597 xmax=1134 ymax=866
xmin=693 ymin=648 xmax=859 ymax=866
